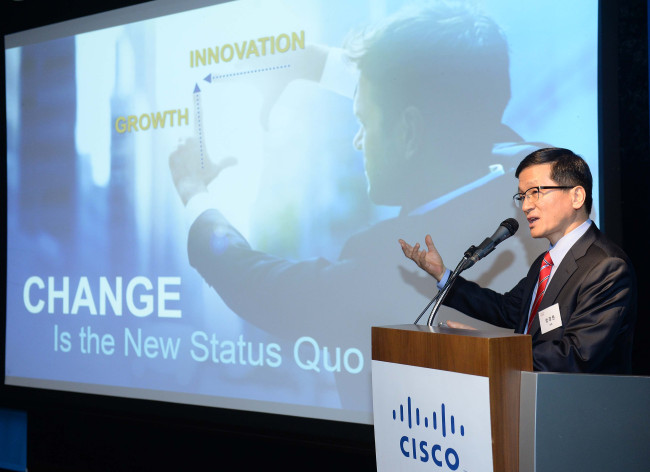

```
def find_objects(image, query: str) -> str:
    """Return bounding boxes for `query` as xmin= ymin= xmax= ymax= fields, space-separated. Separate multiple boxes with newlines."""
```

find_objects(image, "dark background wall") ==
xmin=1 ymin=0 xmax=647 ymax=470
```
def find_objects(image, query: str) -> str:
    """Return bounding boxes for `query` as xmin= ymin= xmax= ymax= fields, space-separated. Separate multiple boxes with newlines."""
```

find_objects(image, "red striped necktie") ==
xmin=526 ymin=251 xmax=554 ymax=334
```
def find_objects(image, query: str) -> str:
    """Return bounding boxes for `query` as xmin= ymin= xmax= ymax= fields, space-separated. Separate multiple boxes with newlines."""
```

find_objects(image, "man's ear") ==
xmin=571 ymin=186 xmax=587 ymax=210
xmin=400 ymin=106 xmax=424 ymax=161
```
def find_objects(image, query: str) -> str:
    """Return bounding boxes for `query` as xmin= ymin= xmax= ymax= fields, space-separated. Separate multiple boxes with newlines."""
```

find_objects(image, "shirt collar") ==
xmin=548 ymin=219 xmax=592 ymax=266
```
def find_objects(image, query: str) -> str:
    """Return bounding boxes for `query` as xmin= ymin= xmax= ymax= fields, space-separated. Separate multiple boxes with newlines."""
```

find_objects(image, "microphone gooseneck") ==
xmin=414 ymin=218 xmax=520 ymax=326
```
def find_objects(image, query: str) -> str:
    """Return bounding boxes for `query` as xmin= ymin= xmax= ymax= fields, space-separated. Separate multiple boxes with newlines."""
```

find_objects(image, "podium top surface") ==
xmin=374 ymin=324 xmax=529 ymax=339
xmin=372 ymin=324 xmax=533 ymax=376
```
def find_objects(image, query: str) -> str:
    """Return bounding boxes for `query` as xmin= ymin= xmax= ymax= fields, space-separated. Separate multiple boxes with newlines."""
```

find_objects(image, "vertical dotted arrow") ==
xmin=193 ymin=83 xmax=205 ymax=168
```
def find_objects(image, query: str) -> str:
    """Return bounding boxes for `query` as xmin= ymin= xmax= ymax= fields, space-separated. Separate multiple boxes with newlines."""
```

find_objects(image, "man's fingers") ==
xmin=398 ymin=239 xmax=411 ymax=256
xmin=398 ymin=240 xmax=419 ymax=260
xmin=425 ymin=234 xmax=437 ymax=253
xmin=446 ymin=320 xmax=477 ymax=330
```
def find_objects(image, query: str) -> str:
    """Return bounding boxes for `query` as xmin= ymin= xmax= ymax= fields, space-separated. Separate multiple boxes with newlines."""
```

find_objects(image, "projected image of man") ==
xmin=169 ymin=2 xmax=548 ymax=412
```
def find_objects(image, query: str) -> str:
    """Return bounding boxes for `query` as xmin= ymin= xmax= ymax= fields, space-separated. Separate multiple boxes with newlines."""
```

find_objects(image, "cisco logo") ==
xmin=393 ymin=396 xmax=465 ymax=470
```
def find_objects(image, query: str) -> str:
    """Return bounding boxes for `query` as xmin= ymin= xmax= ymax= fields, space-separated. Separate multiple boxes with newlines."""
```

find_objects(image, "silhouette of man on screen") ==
xmin=169 ymin=2 xmax=546 ymax=412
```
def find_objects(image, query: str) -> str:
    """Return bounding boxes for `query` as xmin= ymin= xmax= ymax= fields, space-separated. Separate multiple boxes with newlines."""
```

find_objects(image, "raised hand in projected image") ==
xmin=169 ymin=137 xmax=237 ymax=206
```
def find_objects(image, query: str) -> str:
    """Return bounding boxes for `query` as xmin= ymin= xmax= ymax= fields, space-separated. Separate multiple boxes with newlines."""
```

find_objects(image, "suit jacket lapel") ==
xmin=517 ymin=253 xmax=545 ymax=333
xmin=527 ymin=224 xmax=598 ymax=337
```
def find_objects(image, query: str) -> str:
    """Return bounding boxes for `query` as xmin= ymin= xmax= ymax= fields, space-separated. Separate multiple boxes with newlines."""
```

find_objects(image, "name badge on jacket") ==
xmin=538 ymin=303 xmax=562 ymax=334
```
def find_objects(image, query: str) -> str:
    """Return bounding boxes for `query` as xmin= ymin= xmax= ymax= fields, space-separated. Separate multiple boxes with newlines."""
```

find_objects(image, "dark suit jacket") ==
xmin=444 ymin=224 xmax=637 ymax=373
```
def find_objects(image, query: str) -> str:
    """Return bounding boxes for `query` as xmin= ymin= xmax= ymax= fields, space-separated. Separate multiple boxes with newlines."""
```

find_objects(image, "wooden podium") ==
xmin=372 ymin=324 xmax=532 ymax=472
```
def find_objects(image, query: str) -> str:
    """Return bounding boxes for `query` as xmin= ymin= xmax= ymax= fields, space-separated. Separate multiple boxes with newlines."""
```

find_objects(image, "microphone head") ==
xmin=500 ymin=218 xmax=519 ymax=236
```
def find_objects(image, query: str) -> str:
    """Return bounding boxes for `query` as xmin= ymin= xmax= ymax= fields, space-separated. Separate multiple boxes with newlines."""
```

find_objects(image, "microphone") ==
xmin=464 ymin=218 xmax=519 ymax=269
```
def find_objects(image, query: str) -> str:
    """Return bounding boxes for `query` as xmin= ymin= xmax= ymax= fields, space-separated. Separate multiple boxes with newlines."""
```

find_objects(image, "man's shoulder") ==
xmin=575 ymin=225 xmax=634 ymax=270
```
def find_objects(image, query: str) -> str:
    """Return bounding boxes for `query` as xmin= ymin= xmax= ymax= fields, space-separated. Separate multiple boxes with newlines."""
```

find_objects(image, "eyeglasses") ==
xmin=512 ymin=186 xmax=574 ymax=208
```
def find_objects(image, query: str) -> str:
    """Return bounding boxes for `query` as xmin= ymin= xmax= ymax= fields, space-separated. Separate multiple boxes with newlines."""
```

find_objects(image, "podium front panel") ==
xmin=372 ymin=324 xmax=532 ymax=472
xmin=372 ymin=360 xmax=494 ymax=471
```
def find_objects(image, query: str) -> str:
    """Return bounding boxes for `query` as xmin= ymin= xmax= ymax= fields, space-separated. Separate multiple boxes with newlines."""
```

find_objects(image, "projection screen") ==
xmin=4 ymin=0 xmax=599 ymax=424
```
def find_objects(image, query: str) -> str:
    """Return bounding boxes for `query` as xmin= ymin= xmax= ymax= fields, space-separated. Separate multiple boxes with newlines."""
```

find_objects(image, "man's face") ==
xmin=352 ymin=75 xmax=406 ymax=205
xmin=517 ymin=163 xmax=579 ymax=245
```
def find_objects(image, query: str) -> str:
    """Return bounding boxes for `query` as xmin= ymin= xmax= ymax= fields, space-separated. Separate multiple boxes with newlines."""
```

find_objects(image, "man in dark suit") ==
xmin=400 ymin=148 xmax=637 ymax=373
